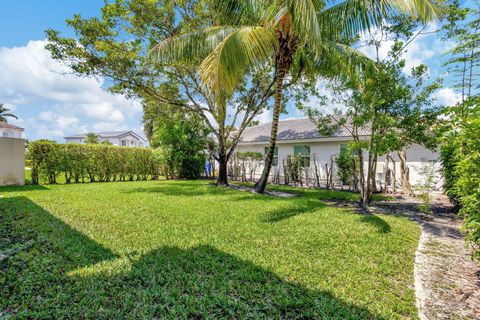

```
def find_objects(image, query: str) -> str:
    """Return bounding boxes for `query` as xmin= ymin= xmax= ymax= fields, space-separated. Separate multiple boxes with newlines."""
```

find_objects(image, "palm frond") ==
xmin=152 ymin=26 xmax=240 ymax=64
xmin=318 ymin=0 xmax=440 ymax=40
xmin=208 ymin=0 xmax=264 ymax=25
xmin=290 ymin=0 xmax=328 ymax=60
xmin=313 ymin=39 xmax=376 ymax=82
xmin=198 ymin=26 xmax=275 ymax=107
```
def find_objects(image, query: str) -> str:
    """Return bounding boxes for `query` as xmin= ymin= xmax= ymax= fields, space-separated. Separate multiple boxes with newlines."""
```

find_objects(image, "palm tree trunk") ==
xmin=254 ymin=65 xmax=287 ymax=193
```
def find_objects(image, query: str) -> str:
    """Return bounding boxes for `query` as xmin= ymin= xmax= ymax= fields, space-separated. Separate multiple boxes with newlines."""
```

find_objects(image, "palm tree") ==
xmin=0 ymin=104 xmax=18 ymax=123
xmin=85 ymin=132 xmax=99 ymax=144
xmin=154 ymin=0 xmax=439 ymax=193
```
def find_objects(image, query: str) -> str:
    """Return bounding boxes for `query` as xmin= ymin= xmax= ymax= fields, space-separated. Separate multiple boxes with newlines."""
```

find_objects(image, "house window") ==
xmin=294 ymin=145 xmax=310 ymax=167
xmin=121 ymin=140 xmax=127 ymax=147
xmin=2 ymin=132 xmax=9 ymax=138
xmin=265 ymin=146 xmax=278 ymax=166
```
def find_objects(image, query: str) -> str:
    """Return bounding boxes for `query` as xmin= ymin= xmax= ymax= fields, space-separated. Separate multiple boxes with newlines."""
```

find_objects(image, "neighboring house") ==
xmin=234 ymin=118 xmax=442 ymax=189
xmin=0 ymin=122 xmax=24 ymax=139
xmin=64 ymin=131 xmax=148 ymax=147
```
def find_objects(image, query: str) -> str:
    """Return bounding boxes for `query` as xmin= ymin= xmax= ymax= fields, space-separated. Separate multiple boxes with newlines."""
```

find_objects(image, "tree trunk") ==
xmin=254 ymin=32 xmax=295 ymax=193
xmin=217 ymin=155 xmax=229 ymax=186
xmin=383 ymin=153 xmax=390 ymax=193
xmin=398 ymin=149 xmax=411 ymax=195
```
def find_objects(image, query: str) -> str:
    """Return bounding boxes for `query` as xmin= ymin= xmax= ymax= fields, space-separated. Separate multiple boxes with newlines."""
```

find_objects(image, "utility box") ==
xmin=0 ymin=137 xmax=25 ymax=186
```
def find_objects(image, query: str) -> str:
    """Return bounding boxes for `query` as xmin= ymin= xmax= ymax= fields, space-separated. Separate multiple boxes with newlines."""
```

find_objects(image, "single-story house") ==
xmin=0 ymin=122 xmax=24 ymax=138
xmin=234 ymin=118 xmax=442 ymax=190
xmin=65 ymin=131 xmax=148 ymax=147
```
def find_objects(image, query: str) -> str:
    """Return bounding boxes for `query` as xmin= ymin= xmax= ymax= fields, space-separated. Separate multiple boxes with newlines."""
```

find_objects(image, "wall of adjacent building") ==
xmin=0 ymin=137 xmax=25 ymax=186
xmin=234 ymin=140 xmax=442 ymax=190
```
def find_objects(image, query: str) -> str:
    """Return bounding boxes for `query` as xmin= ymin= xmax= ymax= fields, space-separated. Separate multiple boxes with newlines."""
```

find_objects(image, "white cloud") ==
xmin=255 ymin=109 xmax=272 ymax=124
xmin=436 ymin=87 xmax=462 ymax=106
xmin=92 ymin=121 xmax=128 ymax=132
xmin=0 ymin=40 xmax=142 ymax=139
xmin=358 ymin=23 xmax=448 ymax=75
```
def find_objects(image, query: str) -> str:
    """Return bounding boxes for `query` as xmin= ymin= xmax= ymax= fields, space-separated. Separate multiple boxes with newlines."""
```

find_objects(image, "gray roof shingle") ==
xmin=238 ymin=118 xmax=370 ymax=143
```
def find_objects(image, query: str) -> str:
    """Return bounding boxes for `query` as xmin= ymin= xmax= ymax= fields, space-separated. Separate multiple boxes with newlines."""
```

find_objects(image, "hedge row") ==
xmin=28 ymin=141 xmax=163 ymax=185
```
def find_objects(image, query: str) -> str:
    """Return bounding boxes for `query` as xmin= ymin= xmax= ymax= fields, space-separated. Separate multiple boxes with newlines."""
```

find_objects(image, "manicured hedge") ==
xmin=28 ymin=141 xmax=162 ymax=185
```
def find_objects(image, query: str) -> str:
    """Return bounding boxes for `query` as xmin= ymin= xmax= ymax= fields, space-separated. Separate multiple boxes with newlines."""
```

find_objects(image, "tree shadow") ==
xmin=122 ymin=181 xmax=234 ymax=197
xmin=1 ymin=197 xmax=388 ymax=318
xmin=0 ymin=196 xmax=117 ymax=269
xmin=359 ymin=215 xmax=391 ymax=234
xmin=6 ymin=243 xmax=386 ymax=318
xmin=0 ymin=184 xmax=49 ymax=193
xmin=261 ymin=198 xmax=327 ymax=223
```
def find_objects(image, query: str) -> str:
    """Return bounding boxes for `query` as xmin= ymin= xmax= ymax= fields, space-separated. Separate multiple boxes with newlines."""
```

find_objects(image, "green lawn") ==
xmin=0 ymin=180 xmax=419 ymax=319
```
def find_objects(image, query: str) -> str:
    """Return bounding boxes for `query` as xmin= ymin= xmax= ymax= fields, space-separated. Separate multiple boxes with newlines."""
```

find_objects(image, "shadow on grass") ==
xmin=0 ymin=184 xmax=49 ymax=193
xmin=0 ymin=196 xmax=117 ymax=269
xmin=122 ymin=181 xmax=234 ymax=197
xmin=359 ymin=215 xmax=391 ymax=234
xmin=1 ymin=196 xmax=385 ymax=319
xmin=261 ymin=198 xmax=327 ymax=223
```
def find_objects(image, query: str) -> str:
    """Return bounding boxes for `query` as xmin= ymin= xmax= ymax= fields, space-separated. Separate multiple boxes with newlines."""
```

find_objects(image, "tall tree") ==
xmin=0 ymin=104 xmax=18 ymax=123
xmin=154 ymin=0 xmax=439 ymax=193
xmin=46 ymin=0 xmax=272 ymax=187
xmin=305 ymin=39 xmax=441 ymax=207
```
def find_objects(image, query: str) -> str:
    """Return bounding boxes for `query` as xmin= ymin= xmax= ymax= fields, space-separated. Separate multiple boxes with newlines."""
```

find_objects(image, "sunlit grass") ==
xmin=0 ymin=180 xmax=419 ymax=319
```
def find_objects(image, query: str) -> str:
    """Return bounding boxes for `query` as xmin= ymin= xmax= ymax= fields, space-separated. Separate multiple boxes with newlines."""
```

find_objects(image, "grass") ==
xmin=0 ymin=180 xmax=420 ymax=319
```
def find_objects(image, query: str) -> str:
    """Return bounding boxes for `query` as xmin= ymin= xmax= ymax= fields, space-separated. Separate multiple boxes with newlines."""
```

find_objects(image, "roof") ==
xmin=238 ymin=118 xmax=370 ymax=143
xmin=0 ymin=122 xmax=24 ymax=131
xmin=64 ymin=130 xmax=147 ymax=142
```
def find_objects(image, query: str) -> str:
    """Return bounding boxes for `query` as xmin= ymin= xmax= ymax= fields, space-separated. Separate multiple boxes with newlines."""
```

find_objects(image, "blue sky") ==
xmin=0 ymin=1 xmax=466 ymax=141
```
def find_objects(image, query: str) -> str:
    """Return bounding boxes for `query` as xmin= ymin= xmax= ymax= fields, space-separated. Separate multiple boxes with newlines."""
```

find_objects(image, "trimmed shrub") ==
xmin=28 ymin=141 xmax=163 ymax=185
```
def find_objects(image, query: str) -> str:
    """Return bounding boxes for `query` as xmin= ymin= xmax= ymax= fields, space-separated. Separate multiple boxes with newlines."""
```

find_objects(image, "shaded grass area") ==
xmin=0 ymin=180 xmax=419 ymax=319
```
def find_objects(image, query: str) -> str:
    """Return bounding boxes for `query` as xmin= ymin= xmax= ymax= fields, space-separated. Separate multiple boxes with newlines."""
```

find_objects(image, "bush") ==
xmin=28 ymin=141 xmax=164 ymax=185
xmin=453 ymin=109 xmax=480 ymax=259
xmin=441 ymin=101 xmax=480 ymax=259
xmin=335 ymin=145 xmax=355 ymax=185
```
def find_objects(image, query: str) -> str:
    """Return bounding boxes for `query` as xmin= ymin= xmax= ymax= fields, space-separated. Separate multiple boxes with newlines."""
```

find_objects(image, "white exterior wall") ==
xmin=0 ymin=137 xmax=25 ymax=186
xmin=0 ymin=127 xmax=22 ymax=139
xmin=235 ymin=138 xmax=442 ymax=190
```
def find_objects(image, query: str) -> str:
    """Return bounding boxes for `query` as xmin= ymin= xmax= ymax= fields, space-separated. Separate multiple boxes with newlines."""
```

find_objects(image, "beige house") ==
xmin=234 ymin=118 xmax=442 ymax=190
xmin=0 ymin=123 xmax=25 ymax=186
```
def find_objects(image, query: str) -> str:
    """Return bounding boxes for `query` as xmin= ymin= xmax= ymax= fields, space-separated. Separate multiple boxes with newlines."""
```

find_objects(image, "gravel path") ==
xmin=414 ymin=195 xmax=480 ymax=320
xmin=372 ymin=193 xmax=480 ymax=320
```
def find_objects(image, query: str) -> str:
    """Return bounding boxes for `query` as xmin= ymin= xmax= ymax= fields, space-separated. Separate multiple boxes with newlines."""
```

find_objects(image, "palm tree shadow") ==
xmin=75 ymin=245 xmax=385 ymax=319
xmin=2 ymin=196 xmax=387 ymax=319
xmin=359 ymin=215 xmax=391 ymax=233
xmin=262 ymin=199 xmax=327 ymax=223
